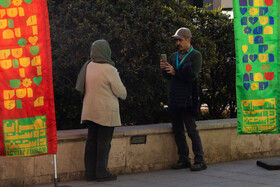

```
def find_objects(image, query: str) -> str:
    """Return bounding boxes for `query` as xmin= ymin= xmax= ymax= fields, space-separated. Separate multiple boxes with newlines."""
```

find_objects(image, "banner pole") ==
xmin=53 ymin=154 xmax=58 ymax=187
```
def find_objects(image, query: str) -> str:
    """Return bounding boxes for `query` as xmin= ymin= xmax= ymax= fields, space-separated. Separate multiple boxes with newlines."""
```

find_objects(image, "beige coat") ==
xmin=81 ymin=62 xmax=127 ymax=127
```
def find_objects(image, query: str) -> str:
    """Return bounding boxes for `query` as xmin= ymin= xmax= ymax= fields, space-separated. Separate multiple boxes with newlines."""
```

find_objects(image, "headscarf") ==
xmin=90 ymin=39 xmax=115 ymax=66
xmin=75 ymin=39 xmax=115 ymax=94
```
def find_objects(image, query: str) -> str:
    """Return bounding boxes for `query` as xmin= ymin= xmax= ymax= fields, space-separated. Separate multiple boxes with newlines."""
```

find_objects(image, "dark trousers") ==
xmin=169 ymin=107 xmax=204 ymax=163
xmin=84 ymin=121 xmax=114 ymax=179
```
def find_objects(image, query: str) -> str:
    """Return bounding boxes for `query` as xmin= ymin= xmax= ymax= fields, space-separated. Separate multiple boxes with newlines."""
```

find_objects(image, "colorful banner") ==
xmin=233 ymin=0 xmax=280 ymax=134
xmin=0 ymin=0 xmax=57 ymax=156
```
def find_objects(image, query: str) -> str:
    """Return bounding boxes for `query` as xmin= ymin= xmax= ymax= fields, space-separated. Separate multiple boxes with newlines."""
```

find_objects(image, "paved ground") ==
xmin=30 ymin=157 xmax=280 ymax=187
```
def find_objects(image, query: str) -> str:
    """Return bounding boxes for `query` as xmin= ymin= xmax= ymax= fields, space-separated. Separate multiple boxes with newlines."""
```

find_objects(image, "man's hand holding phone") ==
xmin=160 ymin=54 xmax=175 ymax=75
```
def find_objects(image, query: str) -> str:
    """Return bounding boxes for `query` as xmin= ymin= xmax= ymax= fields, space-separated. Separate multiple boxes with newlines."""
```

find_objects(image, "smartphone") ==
xmin=160 ymin=54 xmax=167 ymax=64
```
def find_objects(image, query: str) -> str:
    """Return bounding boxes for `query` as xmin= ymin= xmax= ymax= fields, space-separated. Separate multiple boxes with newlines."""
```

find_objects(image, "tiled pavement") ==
xmin=30 ymin=157 xmax=280 ymax=187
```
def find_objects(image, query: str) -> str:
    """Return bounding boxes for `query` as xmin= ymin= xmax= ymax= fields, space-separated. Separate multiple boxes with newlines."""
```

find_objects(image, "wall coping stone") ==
xmin=57 ymin=118 xmax=237 ymax=142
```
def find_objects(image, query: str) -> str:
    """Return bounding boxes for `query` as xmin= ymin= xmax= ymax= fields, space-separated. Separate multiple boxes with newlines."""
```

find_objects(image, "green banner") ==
xmin=233 ymin=0 xmax=280 ymax=134
xmin=3 ymin=116 xmax=47 ymax=156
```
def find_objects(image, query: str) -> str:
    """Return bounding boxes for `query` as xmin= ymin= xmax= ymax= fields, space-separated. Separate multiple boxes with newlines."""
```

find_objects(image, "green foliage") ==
xmin=47 ymin=0 xmax=236 ymax=130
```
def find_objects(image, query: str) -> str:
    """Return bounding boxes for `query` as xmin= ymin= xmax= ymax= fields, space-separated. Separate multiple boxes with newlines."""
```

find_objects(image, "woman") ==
xmin=78 ymin=39 xmax=127 ymax=182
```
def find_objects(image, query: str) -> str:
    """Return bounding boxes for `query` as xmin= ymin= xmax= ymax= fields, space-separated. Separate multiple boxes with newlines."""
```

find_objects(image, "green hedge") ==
xmin=47 ymin=0 xmax=236 ymax=130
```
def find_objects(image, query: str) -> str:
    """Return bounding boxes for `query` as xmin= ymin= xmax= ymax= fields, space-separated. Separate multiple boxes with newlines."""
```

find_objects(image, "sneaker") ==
xmin=96 ymin=174 xmax=117 ymax=182
xmin=190 ymin=162 xmax=207 ymax=171
xmin=171 ymin=161 xmax=191 ymax=169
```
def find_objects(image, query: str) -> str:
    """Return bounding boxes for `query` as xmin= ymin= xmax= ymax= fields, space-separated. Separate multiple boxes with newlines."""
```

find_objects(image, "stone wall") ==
xmin=1 ymin=118 xmax=280 ymax=187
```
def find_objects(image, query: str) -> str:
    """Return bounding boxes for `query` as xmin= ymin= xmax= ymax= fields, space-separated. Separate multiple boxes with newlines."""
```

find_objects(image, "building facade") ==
xmin=180 ymin=0 xmax=233 ymax=10
xmin=179 ymin=0 xmax=233 ymax=18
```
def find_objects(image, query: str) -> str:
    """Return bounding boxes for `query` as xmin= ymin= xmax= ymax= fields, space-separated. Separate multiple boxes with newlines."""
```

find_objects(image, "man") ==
xmin=160 ymin=27 xmax=206 ymax=171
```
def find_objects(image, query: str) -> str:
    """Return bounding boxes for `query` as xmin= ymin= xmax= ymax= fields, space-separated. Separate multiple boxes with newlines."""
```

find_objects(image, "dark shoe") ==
xmin=96 ymin=174 xmax=117 ymax=182
xmin=171 ymin=161 xmax=191 ymax=169
xmin=190 ymin=162 xmax=207 ymax=171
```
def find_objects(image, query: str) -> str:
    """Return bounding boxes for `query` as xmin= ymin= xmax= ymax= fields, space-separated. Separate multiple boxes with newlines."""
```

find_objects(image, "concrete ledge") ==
xmin=57 ymin=118 xmax=238 ymax=139
xmin=1 ymin=118 xmax=280 ymax=187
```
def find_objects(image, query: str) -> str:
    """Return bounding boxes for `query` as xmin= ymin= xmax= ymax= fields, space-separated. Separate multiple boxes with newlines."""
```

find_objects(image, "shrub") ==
xmin=47 ymin=0 xmax=236 ymax=129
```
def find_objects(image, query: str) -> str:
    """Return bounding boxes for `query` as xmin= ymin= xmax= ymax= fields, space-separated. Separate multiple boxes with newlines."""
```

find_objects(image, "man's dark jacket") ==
xmin=164 ymin=48 xmax=202 ymax=116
